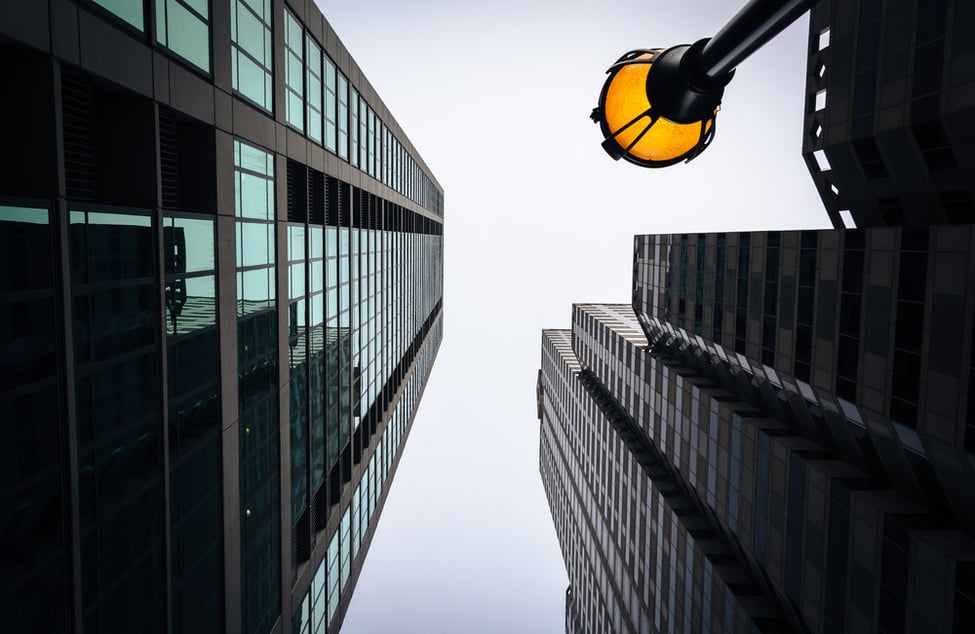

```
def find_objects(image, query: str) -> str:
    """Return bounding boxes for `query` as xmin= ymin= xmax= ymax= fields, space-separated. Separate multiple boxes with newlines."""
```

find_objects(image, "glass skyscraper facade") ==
xmin=0 ymin=2 xmax=443 ymax=633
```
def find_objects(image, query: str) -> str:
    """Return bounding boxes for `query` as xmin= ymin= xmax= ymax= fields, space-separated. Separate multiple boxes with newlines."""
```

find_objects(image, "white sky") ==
xmin=316 ymin=1 xmax=829 ymax=632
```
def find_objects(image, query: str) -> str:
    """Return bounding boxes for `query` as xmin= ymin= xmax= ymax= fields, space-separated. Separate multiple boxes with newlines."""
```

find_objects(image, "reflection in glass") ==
xmin=238 ymin=268 xmax=275 ymax=316
xmin=284 ymin=9 xmax=304 ymax=131
xmin=166 ymin=276 xmax=216 ymax=336
xmin=307 ymin=38 xmax=324 ymax=144
xmin=156 ymin=0 xmax=211 ymax=72
xmin=231 ymin=0 xmax=273 ymax=111
xmin=239 ymin=221 xmax=273 ymax=267
xmin=92 ymin=0 xmax=143 ymax=30
xmin=324 ymin=57 xmax=337 ymax=153
xmin=164 ymin=214 xmax=216 ymax=337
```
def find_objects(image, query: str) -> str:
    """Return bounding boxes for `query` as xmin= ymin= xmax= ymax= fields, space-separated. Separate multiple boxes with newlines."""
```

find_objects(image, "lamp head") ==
xmin=591 ymin=40 xmax=732 ymax=168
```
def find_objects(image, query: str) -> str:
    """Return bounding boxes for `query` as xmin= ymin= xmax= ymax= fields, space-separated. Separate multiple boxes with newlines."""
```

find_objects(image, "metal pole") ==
xmin=695 ymin=0 xmax=819 ymax=83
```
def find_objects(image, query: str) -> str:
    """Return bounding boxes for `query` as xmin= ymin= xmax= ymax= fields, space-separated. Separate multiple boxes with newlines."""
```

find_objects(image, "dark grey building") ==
xmin=540 ymin=2 xmax=975 ymax=631
xmin=802 ymin=0 xmax=975 ymax=228
xmin=539 ymin=228 xmax=975 ymax=633
xmin=0 ymin=2 xmax=443 ymax=633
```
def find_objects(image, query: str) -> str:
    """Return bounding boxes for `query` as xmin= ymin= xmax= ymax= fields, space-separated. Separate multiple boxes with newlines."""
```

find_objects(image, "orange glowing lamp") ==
xmin=592 ymin=43 xmax=729 ymax=168
xmin=591 ymin=0 xmax=819 ymax=168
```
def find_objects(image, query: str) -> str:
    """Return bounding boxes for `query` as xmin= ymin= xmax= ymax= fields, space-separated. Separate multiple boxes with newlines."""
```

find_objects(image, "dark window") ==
xmin=836 ymin=235 xmax=864 ymax=399
xmin=955 ymin=563 xmax=975 ymax=634
xmin=890 ymin=231 xmax=927 ymax=428
xmin=735 ymin=234 xmax=750 ymax=353
xmin=713 ymin=234 xmax=726 ymax=344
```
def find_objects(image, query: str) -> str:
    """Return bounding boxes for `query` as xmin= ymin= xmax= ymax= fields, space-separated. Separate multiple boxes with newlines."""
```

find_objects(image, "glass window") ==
xmin=367 ymin=108 xmax=376 ymax=177
xmin=156 ymin=0 xmax=210 ymax=72
xmin=234 ymin=140 xmax=275 ymax=221
xmin=238 ymin=222 xmax=273 ymax=268
xmin=0 ymin=206 xmax=51 ymax=293
xmin=310 ymin=226 xmax=324 ymax=259
xmin=235 ymin=138 xmax=275 ymax=176
xmin=238 ymin=262 xmax=275 ymax=315
xmin=306 ymin=39 xmax=323 ymax=144
xmin=92 ymin=0 xmax=143 ymax=30
xmin=70 ymin=211 xmax=153 ymax=284
xmin=231 ymin=0 xmax=273 ymax=112
xmin=166 ymin=212 xmax=222 ymax=631
xmin=234 ymin=139 xmax=276 ymax=317
xmin=165 ymin=216 xmax=215 ymax=274
xmin=324 ymin=57 xmax=337 ymax=153
xmin=337 ymin=74 xmax=349 ymax=160
xmin=284 ymin=10 xmax=304 ymax=131
xmin=349 ymin=89 xmax=359 ymax=168
xmin=358 ymin=97 xmax=367 ymax=169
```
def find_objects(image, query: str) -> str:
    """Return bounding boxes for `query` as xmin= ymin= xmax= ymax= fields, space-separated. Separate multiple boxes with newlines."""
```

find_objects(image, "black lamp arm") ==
xmin=693 ymin=0 xmax=820 ymax=83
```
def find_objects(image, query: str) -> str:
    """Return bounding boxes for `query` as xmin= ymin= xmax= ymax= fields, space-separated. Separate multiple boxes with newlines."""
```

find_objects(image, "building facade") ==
xmin=539 ymin=229 xmax=975 ymax=633
xmin=0 ymin=2 xmax=443 ymax=633
xmin=802 ymin=0 xmax=975 ymax=228
xmin=540 ymin=2 xmax=975 ymax=631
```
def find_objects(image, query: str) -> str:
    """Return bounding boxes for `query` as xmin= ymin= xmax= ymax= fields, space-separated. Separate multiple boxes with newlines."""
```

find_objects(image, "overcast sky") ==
xmin=315 ymin=1 xmax=828 ymax=632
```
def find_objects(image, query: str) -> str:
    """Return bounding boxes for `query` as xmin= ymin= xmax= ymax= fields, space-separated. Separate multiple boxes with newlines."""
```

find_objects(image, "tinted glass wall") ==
xmin=0 ymin=205 xmax=67 ymax=633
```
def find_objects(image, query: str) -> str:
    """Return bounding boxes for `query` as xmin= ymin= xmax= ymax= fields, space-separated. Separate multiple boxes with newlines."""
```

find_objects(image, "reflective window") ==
xmin=156 ymin=0 xmax=210 ymax=72
xmin=367 ymin=108 xmax=376 ymax=177
xmin=235 ymin=137 xmax=280 ymax=634
xmin=337 ymin=73 xmax=349 ymax=160
xmin=349 ymin=89 xmax=359 ymax=168
xmin=306 ymin=38 xmax=323 ymax=144
xmin=288 ymin=224 xmax=308 ymax=525
xmin=358 ymin=95 xmax=367 ymax=168
xmin=231 ymin=0 xmax=273 ymax=112
xmin=234 ymin=139 xmax=276 ymax=316
xmin=164 ymin=215 xmax=216 ymax=336
xmin=70 ymin=208 xmax=165 ymax=632
xmin=0 ymin=204 xmax=67 ymax=632
xmin=0 ymin=206 xmax=56 ymax=389
xmin=284 ymin=10 xmax=304 ymax=131
xmin=92 ymin=0 xmax=143 ymax=30
xmin=164 ymin=209 xmax=222 ymax=632
xmin=324 ymin=57 xmax=337 ymax=153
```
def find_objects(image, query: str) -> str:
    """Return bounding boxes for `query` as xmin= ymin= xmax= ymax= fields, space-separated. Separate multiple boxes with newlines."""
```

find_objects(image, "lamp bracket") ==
xmin=646 ymin=41 xmax=733 ymax=124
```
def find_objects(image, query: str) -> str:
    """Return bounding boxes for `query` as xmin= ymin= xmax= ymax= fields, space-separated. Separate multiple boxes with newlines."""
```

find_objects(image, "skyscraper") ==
xmin=0 ymin=2 xmax=443 ymax=633
xmin=540 ymin=229 xmax=975 ymax=633
xmin=802 ymin=0 xmax=975 ymax=228
xmin=540 ymin=1 xmax=975 ymax=631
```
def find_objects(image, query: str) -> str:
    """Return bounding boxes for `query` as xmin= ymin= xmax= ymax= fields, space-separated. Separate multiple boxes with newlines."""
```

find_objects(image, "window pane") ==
xmin=236 ymin=6 xmax=266 ymax=59
xmin=167 ymin=217 xmax=215 ymax=274
xmin=166 ymin=275 xmax=216 ymax=336
xmin=0 ymin=206 xmax=51 ymax=292
xmin=324 ymin=58 xmax=337 ymax=152
xmin=240 ymin=222 xmax=273 ymax=267
xmin=310 ymin=227 xmax=323 ymax=259
xmin=235 ymin=53 xmax=269 ymax=109
xmin=183 ymin=0 xmax=208 ymax=15
xmin=284 ymin=11 xmax=304 ymax=130
xmin=238 ymin=173 xmax=272 ymax=220
xmin=289 ymin=263 xmax=305 ymax=300
xmin=287 ymin=92 xmax=304 ymax=130
xmin=337 ymin=74 xmax=348 ymax=160
xmin=239 ymin=267 xmax=275 ymax=315
xmin=236 ymin=140 xmax=272 ymax=176
xmin=92 ymin=0 xmax=143 ymax=30
xmin=159 ymin=0 xmax=211 ymax=72
xmin=288 ymin=225 xmax=305 ymax=261
xmin=232 ymin=0 xmax=272 ymax=111
xmin=286 ymin=11 xmax=302 ymax=47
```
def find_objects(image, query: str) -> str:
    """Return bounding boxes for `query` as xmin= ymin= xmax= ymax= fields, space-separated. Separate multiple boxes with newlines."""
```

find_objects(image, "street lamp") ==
xmin=591 ymin=0 xmax=818 ymax=168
